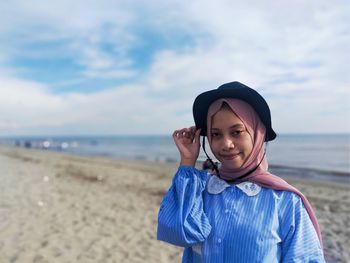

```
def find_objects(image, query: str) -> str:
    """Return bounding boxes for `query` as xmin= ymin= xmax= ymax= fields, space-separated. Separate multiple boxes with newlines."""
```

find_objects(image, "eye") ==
xmin=232 ymin=130 xmax=243 ymax=136
xmin=211 ymin=132 xmax=220 ymax=138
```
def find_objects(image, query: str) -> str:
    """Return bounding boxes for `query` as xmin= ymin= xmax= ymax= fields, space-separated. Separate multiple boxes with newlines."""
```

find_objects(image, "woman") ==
xmin=157 ymin=81 xmax=325 ymax=262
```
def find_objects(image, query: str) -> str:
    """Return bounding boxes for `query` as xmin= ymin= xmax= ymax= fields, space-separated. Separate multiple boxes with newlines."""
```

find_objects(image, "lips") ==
xmin=220 ymin=153 xmax=241 ymax=160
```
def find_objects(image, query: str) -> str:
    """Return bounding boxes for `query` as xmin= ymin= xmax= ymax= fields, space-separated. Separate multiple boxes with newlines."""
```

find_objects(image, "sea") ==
xmin=1 ymin=134 xmax=349 ymax=183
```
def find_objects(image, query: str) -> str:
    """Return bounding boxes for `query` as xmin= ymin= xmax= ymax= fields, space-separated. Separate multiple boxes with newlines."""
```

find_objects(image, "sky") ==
xmin=0 ymin=0 xmax=349 ymax=136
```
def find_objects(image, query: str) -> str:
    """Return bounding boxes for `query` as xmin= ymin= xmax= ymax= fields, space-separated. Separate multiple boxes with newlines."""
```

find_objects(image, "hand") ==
xmin=173 ymin=126 xmax=201 ymax=167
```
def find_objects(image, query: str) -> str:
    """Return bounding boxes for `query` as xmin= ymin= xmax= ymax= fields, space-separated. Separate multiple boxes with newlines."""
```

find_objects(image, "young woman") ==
xmin=157 ymin=81 xmax=325 ymax=262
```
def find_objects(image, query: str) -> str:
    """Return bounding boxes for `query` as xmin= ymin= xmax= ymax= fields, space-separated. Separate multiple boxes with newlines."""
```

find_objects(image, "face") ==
xmin=210 ymin=107 xmax=253 ymax=170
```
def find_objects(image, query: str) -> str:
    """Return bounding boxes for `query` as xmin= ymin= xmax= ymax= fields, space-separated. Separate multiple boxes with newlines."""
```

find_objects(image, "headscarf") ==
xmin=207 ymin=98 xmax=323 ymax=248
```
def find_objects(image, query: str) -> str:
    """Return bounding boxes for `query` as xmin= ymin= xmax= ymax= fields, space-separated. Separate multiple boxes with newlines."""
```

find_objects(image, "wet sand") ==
xmin=0 ymin=145 xmax=349 ymax=262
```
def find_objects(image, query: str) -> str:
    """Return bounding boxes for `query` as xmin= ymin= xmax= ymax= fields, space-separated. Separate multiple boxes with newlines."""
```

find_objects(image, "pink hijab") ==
xmin=207 ymin=98 xmax=323 ymax=248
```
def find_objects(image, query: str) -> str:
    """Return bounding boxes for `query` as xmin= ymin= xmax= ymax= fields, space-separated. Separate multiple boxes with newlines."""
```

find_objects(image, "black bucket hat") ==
xmin=193 ymin=81 xmax=277 ymax=141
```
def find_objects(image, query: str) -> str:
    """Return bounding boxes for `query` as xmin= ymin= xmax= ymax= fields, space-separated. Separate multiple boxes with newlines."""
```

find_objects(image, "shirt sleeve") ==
xmin=280 ymin=193 xmax=325 ymax=262
xmin=157 ymin=166 xmax=212 ymax=247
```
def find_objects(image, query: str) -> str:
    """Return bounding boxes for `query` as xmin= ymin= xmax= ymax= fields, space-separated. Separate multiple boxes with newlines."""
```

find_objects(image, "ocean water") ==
xmin=1 ymin=134 xmax=349 ymax=181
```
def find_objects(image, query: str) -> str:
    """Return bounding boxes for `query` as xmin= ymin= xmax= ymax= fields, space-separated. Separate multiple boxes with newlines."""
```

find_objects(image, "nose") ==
xmin=222 ymin=136 xmax=234 ymax=151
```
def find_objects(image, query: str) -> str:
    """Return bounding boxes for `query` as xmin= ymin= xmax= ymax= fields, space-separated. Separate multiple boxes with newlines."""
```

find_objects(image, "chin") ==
xmin=221 ymin=160 xmax=244 ymax=170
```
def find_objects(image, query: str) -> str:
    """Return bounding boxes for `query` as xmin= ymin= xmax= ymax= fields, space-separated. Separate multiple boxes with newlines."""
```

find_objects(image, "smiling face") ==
xmin=210 ymin=105 xmax=254 ymax=170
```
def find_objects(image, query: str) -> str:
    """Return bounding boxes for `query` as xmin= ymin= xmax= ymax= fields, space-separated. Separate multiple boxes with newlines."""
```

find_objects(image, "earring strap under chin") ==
xmin=202 ymin=136 xmax=220 ymax=176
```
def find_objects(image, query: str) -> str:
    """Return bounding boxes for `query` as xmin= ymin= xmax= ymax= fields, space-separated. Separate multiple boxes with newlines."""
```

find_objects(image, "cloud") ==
xmin=0 ymin=0 xmax=349 ymax=135
xmin=0 ymin=0 xmax=140 ymax=83
xmin=0 ymin=73 xmax=193 ymax=135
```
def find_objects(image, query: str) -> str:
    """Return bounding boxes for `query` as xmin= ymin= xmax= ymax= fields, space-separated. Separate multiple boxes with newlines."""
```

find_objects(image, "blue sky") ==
xmin=0 ymin=0 xmax=349 ymax=136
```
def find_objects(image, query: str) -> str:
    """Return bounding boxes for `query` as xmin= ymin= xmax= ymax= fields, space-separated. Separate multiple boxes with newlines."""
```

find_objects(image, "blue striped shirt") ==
xmin=157 ymin=166 xmax=325 ymax=262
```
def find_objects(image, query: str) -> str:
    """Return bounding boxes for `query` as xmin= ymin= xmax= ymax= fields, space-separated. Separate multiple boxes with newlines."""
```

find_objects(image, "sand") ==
xmin=0 ymin=145 xmax=349 ymax=263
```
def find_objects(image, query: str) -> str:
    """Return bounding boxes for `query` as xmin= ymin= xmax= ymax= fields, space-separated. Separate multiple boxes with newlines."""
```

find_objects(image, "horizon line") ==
xmin=0 ymin=132 xmax=349 ymax=139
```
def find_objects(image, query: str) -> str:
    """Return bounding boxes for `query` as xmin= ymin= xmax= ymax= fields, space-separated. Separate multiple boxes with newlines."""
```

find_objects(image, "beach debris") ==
xmin=24 ymin=141 xmax=32 ymax=148
xmin=43 ymin=176 xmax=50 ymax=182
xmin=97 ymin=175 xmax=104 ymax=181
xmin=64 ymin=165 xmax=105 ymax=183
xmin=37 ymin=200 xmax=44 ymax=207
xmin=41 ymin=240 xmax=49 ymax=248
xmin=42 ymin=140 xmax=51 ymax=149
xmin=6 ymin=138 xmax=79 ymax=152
xmin=61 ymin=142 xmax=69 ymax=149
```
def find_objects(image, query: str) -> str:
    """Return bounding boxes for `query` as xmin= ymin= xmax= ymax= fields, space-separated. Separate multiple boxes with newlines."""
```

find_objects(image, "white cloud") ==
xmin=0 ymin=0 xmax=349 ymax=135
xmin=0 ymin=74 xmax=194 ymax=135
xmin=0 ymin=0 xmax=139 ymax=82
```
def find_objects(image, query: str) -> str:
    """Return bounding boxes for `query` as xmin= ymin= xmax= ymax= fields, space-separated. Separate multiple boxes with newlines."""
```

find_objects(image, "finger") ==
xmin=183 ymin=129 xmax=194 ymax=139
xmin=173 ymin=128 xmax=188 ymax=139
xmin=194 ymin=128 xmax=201 ymax=143
xmin=173 ymin=128 xmax=193 ymax=138
xmin=173 ymin=128 xmax=185 ymax=136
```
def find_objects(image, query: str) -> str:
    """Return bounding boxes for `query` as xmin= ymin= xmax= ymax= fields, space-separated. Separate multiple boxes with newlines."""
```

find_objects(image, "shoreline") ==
xmin=2 ymin=143 xmax=349 ymax=182
xmin=1 ymin=133 xmax=349 ymax=176
xmin=0 ymin=145 xmax=349 ymax=262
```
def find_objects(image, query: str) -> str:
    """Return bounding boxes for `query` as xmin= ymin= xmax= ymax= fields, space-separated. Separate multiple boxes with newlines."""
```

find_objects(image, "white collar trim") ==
xmin=207 ymin=175 xmax=261 ymax=196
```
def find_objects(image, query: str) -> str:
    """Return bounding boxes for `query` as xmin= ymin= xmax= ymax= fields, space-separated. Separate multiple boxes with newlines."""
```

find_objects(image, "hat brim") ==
xmin=192 ymin=82 xmax=277 ymax=141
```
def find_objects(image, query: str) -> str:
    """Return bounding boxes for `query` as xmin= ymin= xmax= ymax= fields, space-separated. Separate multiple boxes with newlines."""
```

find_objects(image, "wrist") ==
xmin=180 ymin=158 xmax=197 ymax=167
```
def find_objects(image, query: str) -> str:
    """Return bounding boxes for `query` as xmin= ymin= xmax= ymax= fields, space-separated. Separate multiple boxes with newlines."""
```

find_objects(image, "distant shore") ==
xmin=1 ymin=133 xmax=349 ymax=176
xmin=0 ymin=145 xmax=349 ymax=262
xmin=2 ymin=138 xmax=349 ymax=184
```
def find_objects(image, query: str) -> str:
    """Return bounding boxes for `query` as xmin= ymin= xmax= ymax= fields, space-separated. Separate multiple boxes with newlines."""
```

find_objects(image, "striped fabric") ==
xmin=157 ymin=166 xmax=325 ymax=263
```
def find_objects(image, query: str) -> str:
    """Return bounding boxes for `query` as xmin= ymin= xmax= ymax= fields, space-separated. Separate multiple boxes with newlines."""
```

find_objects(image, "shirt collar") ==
xmin=207 ymin=175 xmax=261 ymax=196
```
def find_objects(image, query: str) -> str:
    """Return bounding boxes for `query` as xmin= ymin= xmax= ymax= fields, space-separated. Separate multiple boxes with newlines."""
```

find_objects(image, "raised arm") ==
xmin=157 ymin=127 xmax=211 ymax=247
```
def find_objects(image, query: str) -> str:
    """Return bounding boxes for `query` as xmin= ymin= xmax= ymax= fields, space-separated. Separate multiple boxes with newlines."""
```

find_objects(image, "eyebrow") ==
xmin=211 ymin=124 xmax=245 ymax=130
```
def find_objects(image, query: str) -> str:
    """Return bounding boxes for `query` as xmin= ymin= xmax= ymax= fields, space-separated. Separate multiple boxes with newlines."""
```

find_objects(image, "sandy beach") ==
xmin=0 ymin=145 xmax=349 ymax=263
